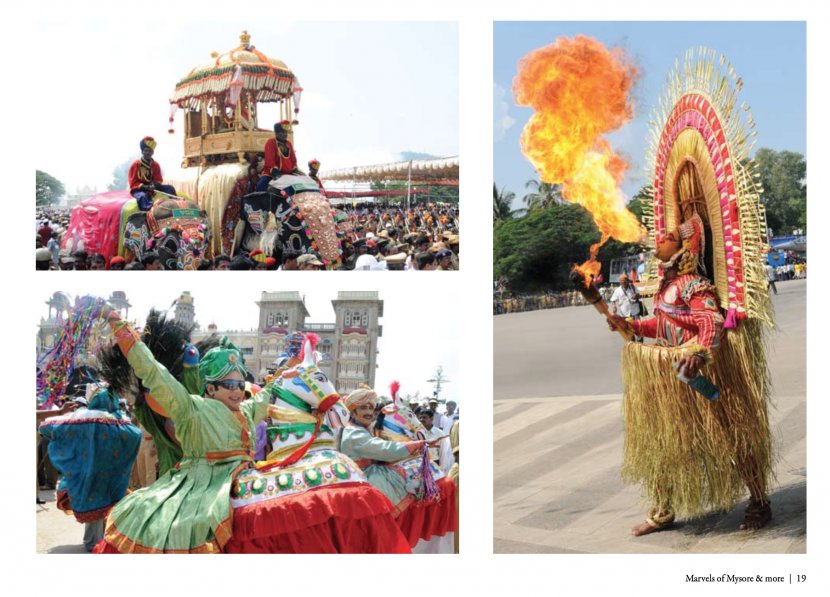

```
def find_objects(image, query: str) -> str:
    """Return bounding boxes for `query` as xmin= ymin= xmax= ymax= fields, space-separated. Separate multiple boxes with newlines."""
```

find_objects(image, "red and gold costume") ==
xmin=617 ymin=48 xmax=775 ymax=528
xmin=129 ymin=137 xmax=177 ymax=210
xmin=128 ymin=159 xmax=164 ymax=194
xmin=631 ymin=274 xmax=723 ymax=362
xmin=263 ymin=138 xmax=297 ymax=176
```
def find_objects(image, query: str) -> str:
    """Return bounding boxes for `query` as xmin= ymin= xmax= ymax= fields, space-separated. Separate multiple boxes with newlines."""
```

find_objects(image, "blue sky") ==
xmin=494 ymin=21 xmax=806 ymax=207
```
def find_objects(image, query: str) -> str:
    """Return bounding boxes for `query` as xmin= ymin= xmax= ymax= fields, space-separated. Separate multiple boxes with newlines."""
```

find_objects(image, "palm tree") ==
xmin=493 ymin=184 xmax=524 ymax=222
xmin=522 ymin=179 xmax=564 ymax=211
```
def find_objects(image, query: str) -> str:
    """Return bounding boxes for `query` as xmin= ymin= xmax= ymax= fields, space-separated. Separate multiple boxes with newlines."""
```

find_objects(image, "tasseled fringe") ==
xmin=724 ymin=308 xmax=738 ymax=329
xmin=417 ymin=449 xmax=440 ymax=502
xmin=620 ymin=319 xmax=775 ymax=518
xmin=167 ymin=163 xmax=248 ymax=256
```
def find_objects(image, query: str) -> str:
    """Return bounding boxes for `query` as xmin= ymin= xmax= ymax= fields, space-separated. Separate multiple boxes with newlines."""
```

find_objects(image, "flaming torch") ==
xmin=570 ymin=249 xmax=634 ymax=342
xmin=514 ymin=35 xmax=646 ymax=339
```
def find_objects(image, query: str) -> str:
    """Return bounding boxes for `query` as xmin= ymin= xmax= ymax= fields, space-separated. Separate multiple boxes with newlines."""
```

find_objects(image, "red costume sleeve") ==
xmin=128 ymin=160 xmax=163 ymax=191
xmin=151 ymin=161 xmax=163 ymax=185
xmin=263 ymin=138 xmax=277 ymax=175
xmin=631 ymin=317 xmax=658 ymax=338
xmin=687 ymin=293 xmax=724 ymax=351
xmin=128 ymin=160 xmax=143 ymax=192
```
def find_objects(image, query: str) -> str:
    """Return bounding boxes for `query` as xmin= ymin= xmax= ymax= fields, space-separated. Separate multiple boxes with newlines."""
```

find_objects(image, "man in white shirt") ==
xmin=429 ymin=398 xmax=447 ymax=431
xmin=417 ymin=407 xmax=454 ymax=473
xmin=610 ymin=274 xmax=642 ymax=341
xmin=441 ymin=401 xmax=458 ymax=436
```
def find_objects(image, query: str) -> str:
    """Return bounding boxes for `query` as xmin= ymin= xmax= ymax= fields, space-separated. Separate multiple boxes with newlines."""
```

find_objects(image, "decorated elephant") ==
xmin=61 ymin=191 xmax=140 ymax=264
xmin=123 ymin=197 xmax=212 ymax=270
xmin=231 ymin=174 xmax=342 ymax=267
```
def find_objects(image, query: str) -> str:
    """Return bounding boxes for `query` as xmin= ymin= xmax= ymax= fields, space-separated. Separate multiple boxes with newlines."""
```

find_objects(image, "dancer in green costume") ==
xmin=95 ymin=306 xmax=271 ymax=553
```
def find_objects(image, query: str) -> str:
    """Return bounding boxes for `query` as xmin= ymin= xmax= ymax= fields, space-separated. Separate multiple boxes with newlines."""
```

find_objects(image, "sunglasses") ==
xmin=215 ymin=380 xmax=246 ymax=392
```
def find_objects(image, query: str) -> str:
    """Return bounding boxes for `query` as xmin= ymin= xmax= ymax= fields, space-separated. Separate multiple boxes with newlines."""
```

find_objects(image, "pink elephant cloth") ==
xmin=62 ymin=191 xmax=135 ymax=263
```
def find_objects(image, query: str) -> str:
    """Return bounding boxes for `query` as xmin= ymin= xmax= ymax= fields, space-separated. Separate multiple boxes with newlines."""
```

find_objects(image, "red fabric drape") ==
xmin=395 ymin=476 xmax=457 ymax=547
xmin=225 ymin=482 xmax=411 ymax=553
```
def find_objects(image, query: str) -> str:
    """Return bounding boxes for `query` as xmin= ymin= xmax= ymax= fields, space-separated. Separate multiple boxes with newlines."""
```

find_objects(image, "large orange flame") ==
xmin=514 ymin=35 xmax=646 ymax=283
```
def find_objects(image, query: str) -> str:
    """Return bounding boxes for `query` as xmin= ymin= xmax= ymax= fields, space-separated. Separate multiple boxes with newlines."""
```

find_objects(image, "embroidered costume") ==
xmin=256 ymin=121 xmax=298 ymax=192
xmin=619 ymin=48 xmax=774 ymax=529
xmin=339 ymin=383 xmax=457 ymax=552
xmin=128 ymin=137 xmax=177 ymax=211
xmin=95 ymin=316 xmax=270 ymax=553
xmin=222 ymin=336 xmax=411 ymax=553
xmin=262 ymin=138 xmax=297 ymax=177
xmin=39 ymin=388 xmax=141 ymax=523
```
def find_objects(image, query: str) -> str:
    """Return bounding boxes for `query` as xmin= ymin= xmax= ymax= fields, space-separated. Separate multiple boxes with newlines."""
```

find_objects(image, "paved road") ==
xmin=36 ymin=488 xmax=89 ymax=554
xmin=494 ymin=279 xmax=806 ymax=553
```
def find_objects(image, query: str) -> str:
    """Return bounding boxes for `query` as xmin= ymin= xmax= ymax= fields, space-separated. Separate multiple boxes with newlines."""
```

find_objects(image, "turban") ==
xmin=199 ymin=346 xmax=247 ymax=386
xmin=274 ymin=120 xmax=292 ymax=134
xmin=140 ymin=136 xmax=157 ymax=151
xmin=344 ymin=385 xmax=377 ymax=412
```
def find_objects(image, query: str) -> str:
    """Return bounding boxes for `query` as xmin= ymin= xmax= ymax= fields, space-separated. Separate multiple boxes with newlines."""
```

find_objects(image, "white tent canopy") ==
xmin=321 ymin=156 xmax=459 ymax=183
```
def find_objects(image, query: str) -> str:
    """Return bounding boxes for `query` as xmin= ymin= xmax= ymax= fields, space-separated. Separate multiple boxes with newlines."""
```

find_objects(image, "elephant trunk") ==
xmin=293 ymin=192 xmax=341 ymax=265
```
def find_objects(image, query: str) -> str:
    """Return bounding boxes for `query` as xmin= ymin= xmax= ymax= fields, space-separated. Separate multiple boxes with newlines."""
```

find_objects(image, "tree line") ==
xmin=494 ymin=148 xmax=806 ymax=292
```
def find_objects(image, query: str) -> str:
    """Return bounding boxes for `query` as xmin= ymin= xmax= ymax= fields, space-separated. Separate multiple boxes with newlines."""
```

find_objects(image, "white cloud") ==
xmin=494 ymin=82 xmax=516 ymax=142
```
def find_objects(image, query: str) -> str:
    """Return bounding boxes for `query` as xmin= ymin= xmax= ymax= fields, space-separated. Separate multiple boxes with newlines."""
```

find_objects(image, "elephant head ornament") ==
xmin=124 ymin=198 xmax=212 ymax=270
xmin=233 ymin=175 xmax=342 ymax=267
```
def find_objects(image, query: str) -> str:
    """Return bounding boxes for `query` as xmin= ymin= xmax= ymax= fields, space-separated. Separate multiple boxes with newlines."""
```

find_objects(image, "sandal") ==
xmin=632 ymin=508 xmax=675 ymax=536
xmin=739 ymin=499 xmax=771 ymax=531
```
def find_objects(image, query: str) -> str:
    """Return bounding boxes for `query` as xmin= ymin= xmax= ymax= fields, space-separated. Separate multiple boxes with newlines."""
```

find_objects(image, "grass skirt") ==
xmin=620 ymin=320 xmax=774 ymax=518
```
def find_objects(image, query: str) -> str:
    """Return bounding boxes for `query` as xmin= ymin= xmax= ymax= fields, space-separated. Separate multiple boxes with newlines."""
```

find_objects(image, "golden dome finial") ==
xmin=240 ymin=30 xmax=251 ymax=48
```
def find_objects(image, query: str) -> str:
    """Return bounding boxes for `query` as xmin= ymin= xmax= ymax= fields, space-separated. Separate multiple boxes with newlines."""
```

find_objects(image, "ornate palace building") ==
xmin=190 ymin=291 xmax=383 ymax=392
xmin=37 ymin=291 xmax=382 ymax=395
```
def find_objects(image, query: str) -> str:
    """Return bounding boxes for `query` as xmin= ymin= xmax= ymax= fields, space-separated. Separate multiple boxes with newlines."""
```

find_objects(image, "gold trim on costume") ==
xmin=647 ymin=47 xmax=772 ymax=326
xmin=662 ymin=128 xmax=728 ymax=306
xmin=268 ymin=405 xmax=317 ymax=424
xmin=263 ymin=439 xmax=336 ymax=461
